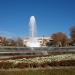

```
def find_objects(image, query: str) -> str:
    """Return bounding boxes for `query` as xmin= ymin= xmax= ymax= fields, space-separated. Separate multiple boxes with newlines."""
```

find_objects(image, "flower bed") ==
xmin=0 ymin=54 xmax=75 ymax=69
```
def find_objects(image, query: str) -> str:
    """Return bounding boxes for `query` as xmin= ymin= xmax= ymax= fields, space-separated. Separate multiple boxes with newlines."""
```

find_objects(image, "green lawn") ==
xmin=0 ymin=68 xmax=75 ymax=75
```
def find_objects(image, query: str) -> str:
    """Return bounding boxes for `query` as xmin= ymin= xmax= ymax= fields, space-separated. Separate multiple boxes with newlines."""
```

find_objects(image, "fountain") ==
xmin=26 ymin=16 xmax=41 ymax=47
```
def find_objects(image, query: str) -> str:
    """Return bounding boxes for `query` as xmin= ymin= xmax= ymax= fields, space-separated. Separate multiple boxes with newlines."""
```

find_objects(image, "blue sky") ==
xmin=0 ymin=0 xmax=75 ymax=38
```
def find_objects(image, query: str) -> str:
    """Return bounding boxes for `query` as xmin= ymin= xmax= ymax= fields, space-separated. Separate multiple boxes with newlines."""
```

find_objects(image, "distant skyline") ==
xmin=0 ymin=0 xmax=75 ymax=38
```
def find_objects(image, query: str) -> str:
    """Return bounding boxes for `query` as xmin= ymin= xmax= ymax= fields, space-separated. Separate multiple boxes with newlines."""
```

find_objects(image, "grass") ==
xmin=0 ymin=68 xmax=75 ymax=75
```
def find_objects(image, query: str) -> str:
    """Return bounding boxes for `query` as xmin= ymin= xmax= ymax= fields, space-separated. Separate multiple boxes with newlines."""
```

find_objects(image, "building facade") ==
xmin=23 ymin=36 xmax=52 ymax=47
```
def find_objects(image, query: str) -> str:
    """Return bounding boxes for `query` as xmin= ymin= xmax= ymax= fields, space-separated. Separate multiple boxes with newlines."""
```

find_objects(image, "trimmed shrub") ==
xmin=14 ymin=63 xmax=30 ymax=69
xmin=0 ymin=61 xmax=13 ymax=69
xmin=30 ymin=63 xmax=40 ymax=68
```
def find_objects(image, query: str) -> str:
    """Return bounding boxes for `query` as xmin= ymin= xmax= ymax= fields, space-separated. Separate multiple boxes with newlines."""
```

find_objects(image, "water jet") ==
xmin=26 ymin=16 xmax=41 ymax=47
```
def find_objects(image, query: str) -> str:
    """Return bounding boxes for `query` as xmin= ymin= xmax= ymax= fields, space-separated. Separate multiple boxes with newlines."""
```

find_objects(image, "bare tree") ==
xmin=0 ymin=36 xmax=7 ymax=46
xmin=51 ymin=32 xmax=68 ymax=47
xmin=5 ymin=38 xmax=16 ymax=46
xmin=15 ymin=38 xmax=24 ymax=47
xmin=70 ymin=26 xmax=75 ymax=45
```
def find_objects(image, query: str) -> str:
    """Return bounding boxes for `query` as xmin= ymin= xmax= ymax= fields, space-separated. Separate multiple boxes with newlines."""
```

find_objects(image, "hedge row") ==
xmin=0 ymin=60 xmax=75 ymax=69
